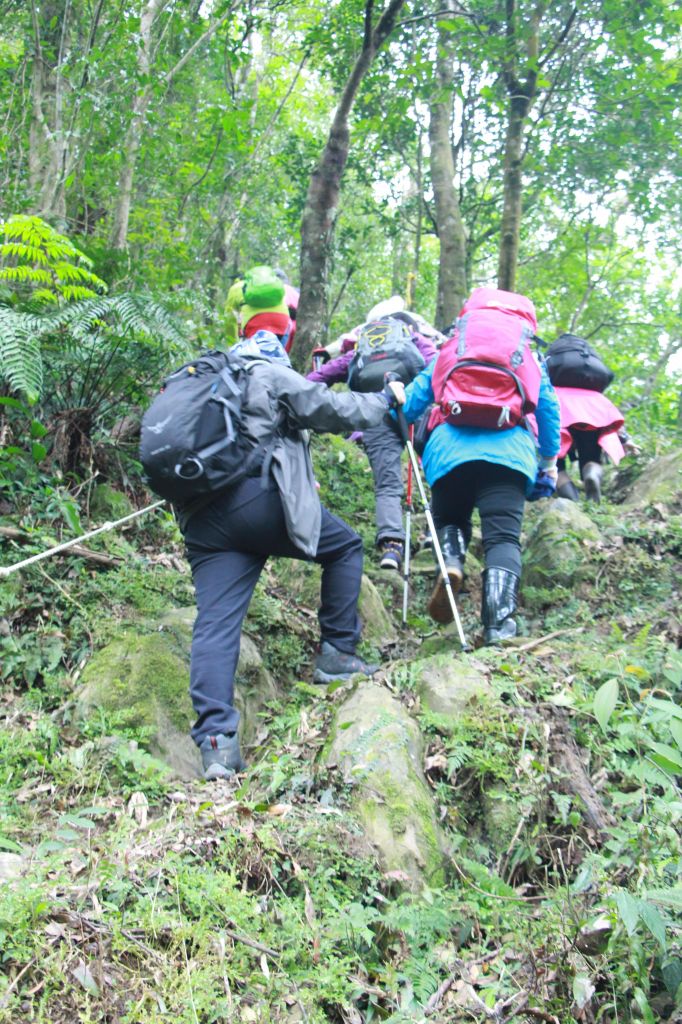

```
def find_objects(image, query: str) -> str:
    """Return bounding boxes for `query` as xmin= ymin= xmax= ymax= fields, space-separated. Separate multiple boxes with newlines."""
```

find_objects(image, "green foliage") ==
xmin=0 ymin=215 xmax=106 ymax=304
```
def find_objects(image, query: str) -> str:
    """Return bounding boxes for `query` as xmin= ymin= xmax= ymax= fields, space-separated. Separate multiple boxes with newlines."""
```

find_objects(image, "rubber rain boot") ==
xmin=582 ymin=461 xmax=603 ymax=503
xmin=556 ymin=470 xmax=580 ymax=501
xmin=481 ymin=567 xmax=519 ymax=646
xmin=428 ymin=526 xmax=467 ymax=624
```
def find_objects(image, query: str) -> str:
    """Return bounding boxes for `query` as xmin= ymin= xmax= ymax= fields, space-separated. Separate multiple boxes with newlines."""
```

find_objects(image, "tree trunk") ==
xmin=496 ymin=0 xmax=546 ymax=291
xmin=110 ymin=2 xmax=238 ymax=250
xmin=497 ymin=94 xmax=529 ymax=292
xmin=428 ymin=2 xmax=468 ymax=331
xmin=294 ymin=0 xmax=407 ymax=371
xmin=110 ymin=0 xmax=162 ymax=249
xmin=28 ymin=0 xmax=73 ymax=225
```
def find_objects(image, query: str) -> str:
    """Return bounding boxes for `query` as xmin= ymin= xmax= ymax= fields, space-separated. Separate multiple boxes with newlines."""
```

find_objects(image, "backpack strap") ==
xmin=456 ymin=314 xmax=469 ymax=357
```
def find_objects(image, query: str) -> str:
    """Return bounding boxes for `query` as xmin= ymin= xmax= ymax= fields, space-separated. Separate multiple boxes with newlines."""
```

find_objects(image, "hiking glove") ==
xmin=528 ymin=469 xmax=557 ymax=502
xmin=539 ymin=456 xmax=558 ymax=483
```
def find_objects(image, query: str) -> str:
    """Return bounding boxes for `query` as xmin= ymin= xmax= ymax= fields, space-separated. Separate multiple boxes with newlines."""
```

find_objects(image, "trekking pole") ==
xmin=402 ymin=425 xmax=414 ymax=626
xmin=395 ymin=406 xmax=470 ymax=652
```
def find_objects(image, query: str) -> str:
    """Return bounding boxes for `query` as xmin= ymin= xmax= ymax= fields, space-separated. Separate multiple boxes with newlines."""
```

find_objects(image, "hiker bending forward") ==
xmin=176 ymin=333 xmax=405 ymax=780
xmin=399 ymin=294 xmax=561 ymax=645
xmin=307 ymin=304 xmax=437 ymax=573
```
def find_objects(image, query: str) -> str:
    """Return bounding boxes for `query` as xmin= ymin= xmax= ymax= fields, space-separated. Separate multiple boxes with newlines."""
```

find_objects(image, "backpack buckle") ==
xmin=448 ymin=400 xmax=462 ymax=417
xmin=497 ymin=406 xmax=511 ymax=427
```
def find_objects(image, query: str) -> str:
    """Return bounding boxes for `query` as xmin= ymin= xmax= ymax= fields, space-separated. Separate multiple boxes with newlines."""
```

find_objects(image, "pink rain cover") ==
xmin=555 ymin=386 xmax=625 ymax=463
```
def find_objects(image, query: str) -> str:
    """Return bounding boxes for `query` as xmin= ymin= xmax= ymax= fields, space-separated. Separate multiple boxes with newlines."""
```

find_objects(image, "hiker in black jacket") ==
xmin=179 ymin=332 xmax=405 ymax=780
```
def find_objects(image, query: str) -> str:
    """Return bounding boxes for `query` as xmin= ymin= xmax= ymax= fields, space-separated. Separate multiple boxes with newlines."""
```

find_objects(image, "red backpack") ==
xmin=430 ymin=287 xmax=542 ymax=431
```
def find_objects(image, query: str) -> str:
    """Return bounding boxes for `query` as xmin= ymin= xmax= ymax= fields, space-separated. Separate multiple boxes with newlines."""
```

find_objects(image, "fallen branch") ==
xmin=546 ymin=707 xmax=616 ymax=837
xmin=0 ymin=958 xmax=36 ymax=1009
xmin=524 ymin=1008 xmax=561 ymax=1023
xmin=515 ymin=627 xmax=584 ymax=653
xmin=0 ymin=525 xmax=123 ymax=569
xmin=223 ymin=925 xmax=279 ymax=959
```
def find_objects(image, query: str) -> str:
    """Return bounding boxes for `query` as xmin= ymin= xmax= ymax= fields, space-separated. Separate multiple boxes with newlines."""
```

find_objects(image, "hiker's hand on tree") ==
xmin=624 ymin=438 xmax=641 ymax=455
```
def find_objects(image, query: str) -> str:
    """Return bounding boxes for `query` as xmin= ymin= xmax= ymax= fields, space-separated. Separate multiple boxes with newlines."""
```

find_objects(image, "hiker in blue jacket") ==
xmin=400 ymin=357 xmax=560 ymax=644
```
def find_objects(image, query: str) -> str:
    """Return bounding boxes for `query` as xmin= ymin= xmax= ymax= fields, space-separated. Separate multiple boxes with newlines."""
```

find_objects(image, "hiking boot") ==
xmin=556 ymin=470 xmax=580 ymax=502
xmin=200 ymin=733 xmax=244 ymax=780
xmin=582 ymin=461 xmax=603 ymax=503
xmin=428 ymin=527 xmax=467 ymax=624
xmin=379 ymin=539 xmax=403 ymax=572
xmin=481 ymin=567 xmax=519 ymax=646
xmin=313 ymin=642 xmax=379 ymax=684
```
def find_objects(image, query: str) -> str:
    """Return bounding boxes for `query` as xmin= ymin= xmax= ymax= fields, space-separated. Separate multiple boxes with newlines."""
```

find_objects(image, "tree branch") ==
xmin=165 ymin=4 xmax=237 ymax=86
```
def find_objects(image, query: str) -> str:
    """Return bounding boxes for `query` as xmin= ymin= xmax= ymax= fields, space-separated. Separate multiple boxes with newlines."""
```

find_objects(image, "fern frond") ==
xmin=45 ymin=294 xmax=187 ymax=350
xmin=0 ymin=265 xmax=53 ymax=285
xmin=0 ymin=215 xmax=106 ymax=302
xmin=0 ymin=242 xmax=49 ymax=265
xmin=0 ymin=305 xmax=43 ymax=402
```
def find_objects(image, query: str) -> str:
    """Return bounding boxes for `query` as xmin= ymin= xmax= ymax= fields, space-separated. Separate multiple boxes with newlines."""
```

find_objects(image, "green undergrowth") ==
xmin=2 ymin=439 xmax=682 ymax=1020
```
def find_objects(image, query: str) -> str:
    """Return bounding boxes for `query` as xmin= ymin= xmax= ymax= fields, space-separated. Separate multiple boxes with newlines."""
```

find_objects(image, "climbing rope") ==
xmin=0 ymin=500 xmax=167 ymax=578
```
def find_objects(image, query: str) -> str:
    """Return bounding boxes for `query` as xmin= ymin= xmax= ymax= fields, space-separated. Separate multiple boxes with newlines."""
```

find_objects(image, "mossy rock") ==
xmin=413 ymin=652 xmax=491 ymax=730
xmin=89 ymin=484 xmax=134 ymax=522
xmin=324 ymin=680 xmax=446 ymax=889
xmin=159 ymin=608 xmax=279 ymax=742
xmin=79 ymin=607 xmax=278 ymax=779
xmin=624 ymin=449 xmax=682 ymax=508
xmin=274 ymin=562 xmax=396 ymax=646
xmin=481 ymin=782 xmax=519 ymax=854
xmin=522 ymin=498 xmax=600 ymax=589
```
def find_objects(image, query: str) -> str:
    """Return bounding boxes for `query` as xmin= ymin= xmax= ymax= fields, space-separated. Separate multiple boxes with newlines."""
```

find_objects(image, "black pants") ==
xmin=183 ymin=477 xmax=363 ymax=745
xmin=557 ymin=428 xmax=602 ymax=474
xmin=431 ymin=461 xmax=526 ymax=576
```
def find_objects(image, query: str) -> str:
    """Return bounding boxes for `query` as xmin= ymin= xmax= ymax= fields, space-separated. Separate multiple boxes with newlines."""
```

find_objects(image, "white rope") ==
xmin=0 ymin=500 xmax=167 ymax=577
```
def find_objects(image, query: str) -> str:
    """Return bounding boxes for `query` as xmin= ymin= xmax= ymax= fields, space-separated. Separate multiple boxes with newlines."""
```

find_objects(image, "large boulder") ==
xmin=413 ymin=652 xmax=491 ymax=730
xmin=275 ymin=561 xmax=396 ymax=646
xmin=324 ymin=680 xmax=446 ymax=889
xmin=624 ymin=450 xmax=682 ymax=508
xmin=523 ymin=498 xmax=600 ymax=589
xmin=78 ymin=607 xmax=278 ymax=779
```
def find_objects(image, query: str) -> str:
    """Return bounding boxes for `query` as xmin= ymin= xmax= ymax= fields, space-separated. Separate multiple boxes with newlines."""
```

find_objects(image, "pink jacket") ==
xmin=556 ymin=387 xmax=625 ymax=464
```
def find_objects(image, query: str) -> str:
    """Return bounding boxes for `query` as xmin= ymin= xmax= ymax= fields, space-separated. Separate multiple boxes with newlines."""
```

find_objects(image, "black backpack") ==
xmin=347 ymin=317 xmax=425 ymax=393
xmin=139 ymin=350 xmax=264 ymax=504
xmin=545 ymin=334 xmax=614 ymax=393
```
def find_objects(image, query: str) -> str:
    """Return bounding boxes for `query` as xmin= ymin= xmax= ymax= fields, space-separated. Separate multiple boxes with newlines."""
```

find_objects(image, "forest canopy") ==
xmin=0 ymin=0 xmax=680 ymax=439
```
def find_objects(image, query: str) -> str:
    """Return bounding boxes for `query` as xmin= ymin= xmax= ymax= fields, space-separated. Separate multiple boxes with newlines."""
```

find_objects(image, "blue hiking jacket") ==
xmin=401 ymin=357 xmax=561 ymax=496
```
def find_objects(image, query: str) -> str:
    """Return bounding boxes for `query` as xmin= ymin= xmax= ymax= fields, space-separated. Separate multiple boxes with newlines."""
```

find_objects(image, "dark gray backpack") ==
xmin=140 ymin=350 xmax=264 ymax=503
xmin=347 ymin=317 xmax=425 ymax=393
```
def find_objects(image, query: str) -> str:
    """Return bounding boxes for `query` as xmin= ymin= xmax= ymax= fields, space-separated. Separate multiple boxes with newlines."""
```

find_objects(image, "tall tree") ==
xmin=110 ymin=1 xmax=237 ymax=250
xmin=295 ymin=0 xmax=407 ymax=369
xmin=428 ymin=0 xmax=467 ymax=328
xmin=497 ymin=0 xmax=576 ymax=290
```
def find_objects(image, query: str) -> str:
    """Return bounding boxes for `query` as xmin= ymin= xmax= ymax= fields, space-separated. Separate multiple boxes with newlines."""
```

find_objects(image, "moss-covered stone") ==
xmin=481 ymin=782 xmax=519 ymax=854
xmin=624 ymin=449 xmax=682 ymax=508
xmin=522 ymin=497 xmax=600 ymax=589
xmin=89 ymin=484 xmax=134 ymax=522
xmin=325 ymin=680 xmax=446 ymax=889
xmin=79 ymin=607 xmax=279 ymax=779
xmin=414 ymin=652 xmax=490 ymax=729
xmin=273 ymin=562 xmax=396 ymax=646
xmin=357 ymin=573 xmax=397 ymax=644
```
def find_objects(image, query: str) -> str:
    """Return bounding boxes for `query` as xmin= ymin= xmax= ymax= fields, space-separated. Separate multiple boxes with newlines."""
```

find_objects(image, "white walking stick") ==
xmin=396 ymin=408 xmax=470 ymax=651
